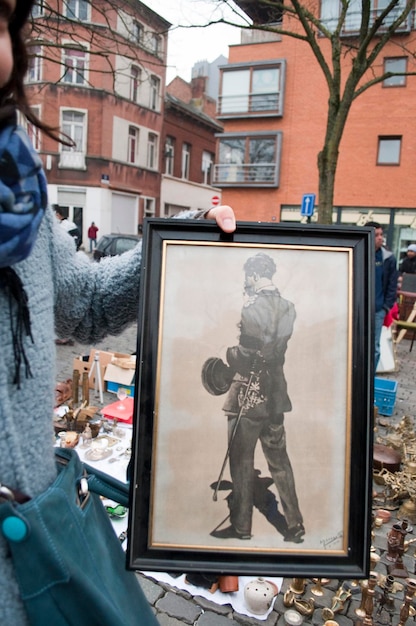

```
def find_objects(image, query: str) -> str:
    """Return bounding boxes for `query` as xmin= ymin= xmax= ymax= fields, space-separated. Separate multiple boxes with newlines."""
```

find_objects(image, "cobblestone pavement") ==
xmin=55 ymin=324 xmax=416 ymax=625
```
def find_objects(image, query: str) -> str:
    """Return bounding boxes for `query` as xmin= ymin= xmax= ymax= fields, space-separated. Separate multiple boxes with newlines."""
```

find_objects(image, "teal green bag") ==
xmin=0 ymin=448 xmax=158 ymax=626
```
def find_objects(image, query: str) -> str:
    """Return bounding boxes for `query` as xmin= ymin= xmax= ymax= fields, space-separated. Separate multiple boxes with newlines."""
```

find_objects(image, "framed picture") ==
xmin=127 ymin=219 xmax=374 ymax=579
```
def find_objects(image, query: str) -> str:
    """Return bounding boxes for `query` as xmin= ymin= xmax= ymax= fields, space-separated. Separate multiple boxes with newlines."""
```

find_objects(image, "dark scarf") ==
xmin=0 ymin=110 xmax=47 ymax=386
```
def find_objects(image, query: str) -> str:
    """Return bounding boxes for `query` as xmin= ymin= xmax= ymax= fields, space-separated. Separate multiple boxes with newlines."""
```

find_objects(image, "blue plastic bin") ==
xmin=374 ymin=377 xmax=398 ymax=416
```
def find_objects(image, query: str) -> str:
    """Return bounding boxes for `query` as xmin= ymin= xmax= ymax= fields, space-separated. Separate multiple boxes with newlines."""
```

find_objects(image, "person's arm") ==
xmin=52 ymin=205 xmax=236 ymax=343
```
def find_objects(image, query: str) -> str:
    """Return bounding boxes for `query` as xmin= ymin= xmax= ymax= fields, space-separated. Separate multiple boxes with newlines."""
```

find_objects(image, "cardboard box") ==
xmin=73 ymin=350 xmax=132 ymax=391
xmin=104 ymin=360 xmax=135 ymax=396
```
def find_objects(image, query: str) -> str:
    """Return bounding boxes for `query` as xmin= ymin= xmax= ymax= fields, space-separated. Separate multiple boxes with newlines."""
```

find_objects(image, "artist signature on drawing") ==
xmin=320 ymin=531 xmax=343 ymax=549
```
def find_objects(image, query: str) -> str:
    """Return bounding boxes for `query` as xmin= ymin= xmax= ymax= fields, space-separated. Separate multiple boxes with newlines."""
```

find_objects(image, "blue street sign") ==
xmin=301 ymin=193 xmax=316 ymax=217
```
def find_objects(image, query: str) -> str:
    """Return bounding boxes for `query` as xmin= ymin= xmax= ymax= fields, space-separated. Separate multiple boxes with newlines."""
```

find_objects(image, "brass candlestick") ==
xmin=398 ymin=579 xmax=416 ymax=626
xmin=289 ymin=578 xmax=306 ymax=595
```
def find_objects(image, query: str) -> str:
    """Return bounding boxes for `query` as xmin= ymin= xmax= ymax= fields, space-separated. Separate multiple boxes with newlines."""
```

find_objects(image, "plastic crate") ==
xmin=374 ymin=377 xmax=398 ymax=416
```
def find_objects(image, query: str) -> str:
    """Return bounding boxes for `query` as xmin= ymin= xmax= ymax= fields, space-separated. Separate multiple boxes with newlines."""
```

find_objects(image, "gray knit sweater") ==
xmin=0 ymin=207 xmax=147 ymax=622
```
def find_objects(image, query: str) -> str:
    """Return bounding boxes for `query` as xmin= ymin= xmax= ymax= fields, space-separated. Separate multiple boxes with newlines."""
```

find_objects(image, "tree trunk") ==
xmin=317 ymin=143 xmax=338 ymax=225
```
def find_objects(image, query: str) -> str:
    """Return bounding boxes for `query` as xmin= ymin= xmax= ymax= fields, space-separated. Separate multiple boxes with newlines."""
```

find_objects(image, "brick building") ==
xmin=214 ymin=1 xmax=416 ymax=258
xmin=25 ymin=0 xmax=170 ymax=245
xmin=161 ymin=76 xmax=223 ymax=215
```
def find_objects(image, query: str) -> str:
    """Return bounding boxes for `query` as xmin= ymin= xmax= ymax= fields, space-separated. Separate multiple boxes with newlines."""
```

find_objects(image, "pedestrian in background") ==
xmin=54 ymin=205 xmax=81 ymax=249
xmin=399 ymin=243 xmax=416 ymax=275
xmin=0 ymin=0 xmax=236 ymax=621
xmin=365 ymin=221 xmax=398 ymax=369
xmin=88 ymin=221 xmax=99 ymax=252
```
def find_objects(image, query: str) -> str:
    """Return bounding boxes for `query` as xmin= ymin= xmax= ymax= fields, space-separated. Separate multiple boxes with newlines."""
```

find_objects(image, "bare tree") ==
xmin=190 ymin=0 xmax=416 ymax=224
xmin=26 ymin=0 xmax=170 ymax=92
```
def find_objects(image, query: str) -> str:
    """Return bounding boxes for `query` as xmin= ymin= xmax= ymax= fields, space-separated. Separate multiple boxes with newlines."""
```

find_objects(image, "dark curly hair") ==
xmin=243 ymin=252 xmax=276 ymax=279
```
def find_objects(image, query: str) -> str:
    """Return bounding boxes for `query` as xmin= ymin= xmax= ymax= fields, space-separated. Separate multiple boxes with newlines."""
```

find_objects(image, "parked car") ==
xmin=93 ymin=233 xmax=141 ymax=261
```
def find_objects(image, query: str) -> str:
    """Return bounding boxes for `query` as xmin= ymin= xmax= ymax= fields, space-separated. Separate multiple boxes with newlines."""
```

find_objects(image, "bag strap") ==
xmin=55 ymin=448 xmax=130 ymax=508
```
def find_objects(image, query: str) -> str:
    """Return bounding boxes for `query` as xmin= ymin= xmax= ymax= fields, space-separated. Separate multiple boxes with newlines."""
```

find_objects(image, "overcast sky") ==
xmin=143 ymin=0 xmax=246 ymax=82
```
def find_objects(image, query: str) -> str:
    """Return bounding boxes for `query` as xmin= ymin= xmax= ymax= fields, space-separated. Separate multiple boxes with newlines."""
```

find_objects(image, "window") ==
xmin=149 ymin=75 xmax=160 ymax=111
xmin=60 ymin=110 xmax=86 ymax=169
xmin=149 ymin=33 xmax=161 ymax=56
xmin=181 ymin=143 xmax=191 ymax=179
xmin=201 ymin=151 xmax=214 ymax=185
xmin=128 ymin=126 xmax=139 ymax=164
xmin=144 ymin=197 xmax=155 ymax=218
xmin=132 ymin=21 xmax=142 ymax=44
xmin=219 ymin=63 xmax=284 ymax=117
xmin=377 ymin=137 xmax=401 ymax=165
xmin=26 ymin=106 xmax=41 ymax=151
xmin=147 ymin=133 xmax=157 ymax=169
xmin=130 ymin=65 xmax=141 ymax=102
xmin=321 ymin=0 xmax=410 ymax=34
xmin=64 ymin=0 xmax=89 ymax=21
xmin=31 ymin=0 xmax=45 ymax=17
xmin=214 ymin=132 xmax=281 ymax=187
xmin=384 ymin=58 xmax=407 ymax=87
xmin=27 ymin=46 xmax=41 ymax=82
xmin=62 ymin=47 xmax=87 ymax=85
xmin=164 ymin=137 xmax=174 ymax=175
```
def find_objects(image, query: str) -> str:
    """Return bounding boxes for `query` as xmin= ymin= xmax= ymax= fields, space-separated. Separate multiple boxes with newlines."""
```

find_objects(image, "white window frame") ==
xmin=143 ymin=197 xmax=156 ymax=218
xmin=64 ymin=0 xmax=90 ymax=21
xmin=27 ymin=46 xmax=42 ymax=82
xmin=31 ymin=0 xmax=45 ymax=18
xmin=130 ymin=65 xmax=141 ymax=102
xmin=164 ymin=137 xmax=174 ymax=175
xmin=18 ymin=106 xmax=41 ymax=152
xmin=132 ymin=20 xmax=142 ymax=44
xmin=181 ymin=143 xmax=191 ymax=179
xmin=147 ymin=133 xmax=157 ymax=170
xmin=149 ymin=75 xmax=160 ymax=111
xmin=60 ymin=108 xmax=87 ymax=169
xmin=202 ymin=150 xmax=214 ymax=185
xmin=62 ymin=45 xmax=88 ymax=85
xmin=128 ymin=126 xmax=139 ymax=165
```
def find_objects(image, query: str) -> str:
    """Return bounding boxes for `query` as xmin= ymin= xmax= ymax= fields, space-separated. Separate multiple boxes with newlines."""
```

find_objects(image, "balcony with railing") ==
xmin=323 ymin=6 xmax=413 ymax=36
xmin=217 ymin=92 xmax=281 ymax=118
xmin=213 ymin=163 xmax=278 ymax=187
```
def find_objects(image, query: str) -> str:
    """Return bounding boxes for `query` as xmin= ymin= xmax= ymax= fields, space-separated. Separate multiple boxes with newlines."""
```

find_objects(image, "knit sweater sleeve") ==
xmin=49 ymin=208 xmax=202 ymax=343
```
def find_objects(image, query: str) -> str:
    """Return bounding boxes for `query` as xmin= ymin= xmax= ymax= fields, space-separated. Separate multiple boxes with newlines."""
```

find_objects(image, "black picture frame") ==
xmin=127 ymin=218 xmax=374 ymax=579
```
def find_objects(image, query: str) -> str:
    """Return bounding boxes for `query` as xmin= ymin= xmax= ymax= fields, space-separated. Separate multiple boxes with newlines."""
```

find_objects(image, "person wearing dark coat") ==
xmin=399 ymin=244 xmax=416 ymax=275
xmin=210 ymin=252 xmax=304 ymax=544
